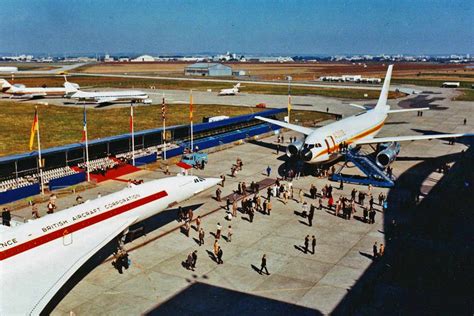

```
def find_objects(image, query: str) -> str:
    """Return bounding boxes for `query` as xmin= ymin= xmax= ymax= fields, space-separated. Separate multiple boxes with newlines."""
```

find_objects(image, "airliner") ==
xmin=257 ymin=65 xmax=473 ymax=168
xmin=65 ymin=81 xmax=152 ymax=105
xmin=0 ymin=175 xmax=220 ymax=315
xmin=0 ymin=78 xmax=79 ymax=99
xmin=218 ymin=83 xmax=241 ymax=96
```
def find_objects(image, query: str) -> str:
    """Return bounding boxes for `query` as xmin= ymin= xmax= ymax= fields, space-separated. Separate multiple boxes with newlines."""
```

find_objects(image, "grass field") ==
xmin=4 ymin=75 xmax=405 ymax=99
xmin=0 ymin=101 xmax=330 ymax=157
xmin=392 ymin=78 xmax=473 ymax=88
xmin=453 ymin=89 xmax=474 ymax=101
xmin=0 ymin=62 xmax=60 ymax=71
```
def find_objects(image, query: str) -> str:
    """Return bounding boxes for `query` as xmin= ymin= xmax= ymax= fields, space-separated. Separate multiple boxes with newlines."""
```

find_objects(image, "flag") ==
xmin=81 ymin=106 xmax=87 ymax=142
xmin=129 ymin=103 xmax=134 ymax=133
xmin=161 ymin=97 xmax=166 ymax=121
xmin=29 ymin=107 xmax=39 ymax=150
xmin=189 ymin=90 xmax=193 ymax=121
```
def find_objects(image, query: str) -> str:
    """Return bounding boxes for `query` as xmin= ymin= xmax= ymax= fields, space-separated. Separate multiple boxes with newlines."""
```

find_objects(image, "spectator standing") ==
xmin=31 ymin=203 xmax=40 ymax=219
xmin=304 ymin=235 xmax=310 ymax=253
xmin=373 ymin=242 xmax=378 ymax=259
xmin=379 ymin=244 xmax=385 ymax=257
xmin=220 ymin=175 xmax=226 ymax=187
xmin=196 ymin=215 xmax=201 ymax=231
xmin=308 ymin=204 xmax=315 ymax=226
xmin=227 ymin=225 xmax=233 ymax=242
xmin=216 ymin=222 xmax=222 ymax=239
xmin=259 ymin=254 xmax=270 ymax=275
xmin=311 ymin=236 xmax=316 ymax=254
xmin=216 ymin=188 xmax=222 ymax=202
xmin=2 ymin=208 xmax=11 ymax=226
xmin=47 ymin=201 xmax=56 ymax=214
xmin=198 ymin=228 xmax=205 ymax=246
xmin=266 ymin=166 xmax=272 ymax=177
xmin=217 ymin=246 xmax=223 ymax=264
xmin=191 ymin=250 xmax=198 ymax=269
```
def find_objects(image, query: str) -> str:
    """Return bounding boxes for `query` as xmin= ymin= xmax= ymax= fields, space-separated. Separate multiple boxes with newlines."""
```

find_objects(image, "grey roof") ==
xmin=185 ymin=63 xmax=231 ymax=70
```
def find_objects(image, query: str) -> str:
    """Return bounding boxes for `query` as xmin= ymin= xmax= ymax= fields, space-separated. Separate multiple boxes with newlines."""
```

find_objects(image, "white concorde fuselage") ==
xmin=0 ymin=176 xmax=219 ymax=261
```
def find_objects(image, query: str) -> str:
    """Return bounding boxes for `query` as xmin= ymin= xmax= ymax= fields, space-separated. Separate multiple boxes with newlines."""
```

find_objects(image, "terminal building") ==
xmin=184 ymin=63 xmax=232 ymax=77
xmin=0 ymin=109 xmax=285 ymax=205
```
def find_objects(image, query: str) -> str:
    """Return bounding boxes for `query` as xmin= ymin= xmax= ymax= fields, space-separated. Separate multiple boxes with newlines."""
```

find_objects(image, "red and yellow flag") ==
xmin=29 ymin=107 xmax=39 ymax=150
xmin=189 ymin=90 xmax=193 ymax=121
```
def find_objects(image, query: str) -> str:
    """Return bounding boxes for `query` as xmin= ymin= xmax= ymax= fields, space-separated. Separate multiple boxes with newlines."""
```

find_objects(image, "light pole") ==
xmin=286 ymin=76 xmax=292 ymax=123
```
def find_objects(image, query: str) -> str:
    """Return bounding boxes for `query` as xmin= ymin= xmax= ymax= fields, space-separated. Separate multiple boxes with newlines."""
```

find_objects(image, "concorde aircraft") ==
xmin=64 ymin=81 xmax=152 ymax=105
xmin=218 ymin=82 xmax=241 ymax=96
xmin=0 ymin=78 xmax=79 ymax=99
xmin=0 ymin=175 xmax=220 ymax=315
xmin=257 ymin=65 xmax=473 ymax=168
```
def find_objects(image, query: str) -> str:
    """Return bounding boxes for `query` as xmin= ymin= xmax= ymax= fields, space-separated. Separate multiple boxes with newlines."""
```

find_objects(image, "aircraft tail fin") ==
xmin=64 ymin=81 xmax=79 ymax=94
xmin=0 ymin=78 xmax=12 ymax=91
xmin=374 ymin=64 xmax=393 ymax=113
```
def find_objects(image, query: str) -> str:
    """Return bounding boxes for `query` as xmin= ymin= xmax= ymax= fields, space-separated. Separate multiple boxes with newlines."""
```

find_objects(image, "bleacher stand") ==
xmin=78 ymin=157 xmax=119 ymax=174
xmin=0 ymin=166 xmax=79 ymax=191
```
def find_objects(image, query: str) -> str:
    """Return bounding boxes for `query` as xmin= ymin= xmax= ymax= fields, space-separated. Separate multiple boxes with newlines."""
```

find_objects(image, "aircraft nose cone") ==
xmin=301 ymin=149 xmax=313 ymax=161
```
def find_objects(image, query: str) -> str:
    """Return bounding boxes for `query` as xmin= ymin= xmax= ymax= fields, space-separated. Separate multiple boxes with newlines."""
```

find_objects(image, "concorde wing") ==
xmin=0 ymin=216 xmax=137 ymax=315
xmin=255 ymin=116 xmax=314 ymax=136
xmin=353 ymin=132 xmax=474 ymax=145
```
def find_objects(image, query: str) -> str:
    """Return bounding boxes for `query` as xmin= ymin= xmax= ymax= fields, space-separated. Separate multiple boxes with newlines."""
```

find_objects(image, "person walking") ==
xmin=304 ymin=235 xmax=310 ymax=253
xmin=191 ymin=250 xmax=198 ymax=269
xmin=227 ymin=225 xmax=233 ymax=242
xmin=379 ymin=243 xmax=385 ymax=257
xmin=266 ymin=166 xmax=272 ymax=177
xmin=259 ymin=254 xmax=270 ymax=275
xmin=216 ymin=188 xmax=222 ymax=202
xmin=311 ymin=236 xmax=316 ymax=254
xmin=308 ymin=204 xmax=315 ymax=226
xmin=216 ymin=222 xmax=222 ymax=239
xmin=198 ymin=228 xmax=205 ymax=246
xmin=248 ymin=208 xmax=254 ymax=222
xmin=217 ymin=246 xmax=223 ymax=264
xmin=220 ymin=175 xmax=226 ymax=187
xmin=373 ymin=242 xmax=378 ymax=259
xmin=318 ymin=198 xmax=323 ymax=210
xmin=213 ymin=239 xmax=219 ymax=256
xmin=196 ymin=215 xmax=201 ymax=231
xmin=267 ymin=200 xmax=272 ymax=216
xmin=299 ymin=189 xmax=304 ymax=203
xmin=232 ymin=199 xmax=237 ymax=217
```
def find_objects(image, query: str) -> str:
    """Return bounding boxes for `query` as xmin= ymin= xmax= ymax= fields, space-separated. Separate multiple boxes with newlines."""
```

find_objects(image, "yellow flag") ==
xmin=29 ymin=107 xmax=39 ymax=150
xmin=189 ymin=90 xmax=193 ymax=121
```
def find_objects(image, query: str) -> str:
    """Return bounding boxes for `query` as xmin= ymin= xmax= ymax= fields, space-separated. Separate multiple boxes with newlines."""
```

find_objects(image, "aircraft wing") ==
xmin=353 ymin=132 xmax=474 ymax=145
xmin=255 ymin=116 xmax=314 ymax=136
xmin=95 ymin=96 xmax=118 ymax=104
xmin=0 ymin=216 xmax=138 ymax=315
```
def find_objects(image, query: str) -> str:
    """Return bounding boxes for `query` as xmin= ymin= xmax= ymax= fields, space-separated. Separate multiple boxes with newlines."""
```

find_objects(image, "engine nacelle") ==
xmin=376 ymin=142 xmax=400 ymax=168
xmin=286 ymin=140 xmax=303 ymax=158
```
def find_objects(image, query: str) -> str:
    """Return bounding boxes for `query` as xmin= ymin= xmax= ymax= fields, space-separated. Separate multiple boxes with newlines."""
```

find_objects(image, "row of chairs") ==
xmin=78 ymin=157 xmax=118 ymax=172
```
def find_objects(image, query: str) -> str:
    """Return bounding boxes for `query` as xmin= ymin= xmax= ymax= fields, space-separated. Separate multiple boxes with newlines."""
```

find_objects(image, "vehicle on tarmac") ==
xmin=181 ymin=152 xmax=208 ymax=168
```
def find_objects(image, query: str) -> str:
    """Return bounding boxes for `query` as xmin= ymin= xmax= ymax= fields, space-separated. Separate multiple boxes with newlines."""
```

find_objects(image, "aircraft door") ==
xmin=63 ymin=229 xmax=73 ymax=246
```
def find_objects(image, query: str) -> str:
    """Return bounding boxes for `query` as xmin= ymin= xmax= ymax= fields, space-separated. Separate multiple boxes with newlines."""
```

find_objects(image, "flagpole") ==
xmin=36 ymin=106 xmax=44 ymax=195
xmin=131 ymin=103 xmax=135 ymax=166
xmin=162 ymin=94 xmax=167 ymax=160
xmin=190 ymin=90 xmax=194 ymax=152
xmin=287 ymin=76 xmax=292 ymax=123
xmin=84 ymin=105 xmax=90 ymax=182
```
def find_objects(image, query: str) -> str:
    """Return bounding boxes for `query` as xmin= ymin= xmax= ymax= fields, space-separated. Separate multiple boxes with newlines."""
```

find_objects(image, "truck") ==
xmin=180 ymin=152 xmax=208 ymax=168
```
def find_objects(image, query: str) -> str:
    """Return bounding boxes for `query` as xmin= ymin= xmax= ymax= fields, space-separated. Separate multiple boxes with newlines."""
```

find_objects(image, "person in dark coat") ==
xmin=308 ymin=204 xmax=315 ymax=226
xmin=304 ymin=235 xmax=310 ymax=253
xmin=2 ymin=208 xmax=11 ymax=226
xmin=217 ymin=247 xmax=223 ymax=264
xmin=259 ymin=254 xmax=269 ymax=275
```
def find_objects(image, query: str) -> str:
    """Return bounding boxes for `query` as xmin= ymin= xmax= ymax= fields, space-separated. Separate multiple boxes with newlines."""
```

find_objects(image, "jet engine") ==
xmin=286 ymin=140 xmax=303 ymax=158
xmin=376 ymin=142 xmax=400 ymax=168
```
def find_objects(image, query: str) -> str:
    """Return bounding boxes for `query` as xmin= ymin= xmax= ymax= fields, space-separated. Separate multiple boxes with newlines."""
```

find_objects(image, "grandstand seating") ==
xmin=78 ymin=157 xmax=118 ymax=173
xmin=0 ymin=166 xmax=79 ymax=192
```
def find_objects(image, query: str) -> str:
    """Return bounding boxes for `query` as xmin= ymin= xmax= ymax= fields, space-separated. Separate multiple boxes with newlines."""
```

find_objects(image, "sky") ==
xmin=0 ymin=0 xmax=472 ymax=55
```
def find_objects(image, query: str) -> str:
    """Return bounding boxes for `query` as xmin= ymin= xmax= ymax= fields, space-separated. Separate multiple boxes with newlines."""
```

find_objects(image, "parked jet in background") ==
xmin=257 ymin=65 xmax=473 ymax=167
xmin=65 ymin=82 xmax=152 ymax=105
xmin=0 ymin=78 xmax=78 ymax=99
xmin=218 ymin=83 xmax=241 ymax=96
xmin=0 ymin=175 xmax=220 ymax=315
xmin=0 ymin=66 xmax=18 ymax=73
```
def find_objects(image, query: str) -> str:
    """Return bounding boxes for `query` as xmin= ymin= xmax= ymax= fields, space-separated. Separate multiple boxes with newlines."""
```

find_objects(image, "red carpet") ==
xmin=89 ymin=163 xmax=141 ymax=183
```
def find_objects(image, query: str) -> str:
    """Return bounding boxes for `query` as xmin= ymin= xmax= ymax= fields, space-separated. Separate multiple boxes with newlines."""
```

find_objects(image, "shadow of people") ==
xmin=251 ymin=264 xmax=262 ymax=274
xmin=206 ymin=250 xmax=218 ymax=263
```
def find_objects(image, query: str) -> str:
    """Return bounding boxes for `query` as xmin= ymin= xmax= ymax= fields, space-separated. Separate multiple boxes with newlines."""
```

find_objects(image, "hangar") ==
xmin=184 ymin=63 xmax=232 ymax=77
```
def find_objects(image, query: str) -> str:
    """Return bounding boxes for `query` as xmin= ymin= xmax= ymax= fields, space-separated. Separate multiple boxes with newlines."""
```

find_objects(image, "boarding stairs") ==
xmin=330 ymin=148 xmax=395 ymax=188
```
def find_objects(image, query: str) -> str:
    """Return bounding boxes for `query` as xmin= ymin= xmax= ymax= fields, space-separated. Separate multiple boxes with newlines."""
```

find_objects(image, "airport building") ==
xmin=131 ymin=55 xmax=155 ymax=62
xmin=184 ymin=63 xmax=232 ymax=77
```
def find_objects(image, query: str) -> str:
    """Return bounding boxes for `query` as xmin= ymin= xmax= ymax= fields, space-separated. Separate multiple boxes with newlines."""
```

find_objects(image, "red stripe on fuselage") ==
xmin=0 ymin=190 xmax=168 ymax=261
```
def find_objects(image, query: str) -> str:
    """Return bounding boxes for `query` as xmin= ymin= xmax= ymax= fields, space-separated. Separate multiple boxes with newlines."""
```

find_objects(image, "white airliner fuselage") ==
xmin=65 ymin=82 xmax=151 ymax=104
xmin=257 ymin=65 xmax=473 ymax=166
xmin=0 ymin=175 xmax=219 ymax=315
xmin=0 ymin=79 xmax=74 ymax=98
